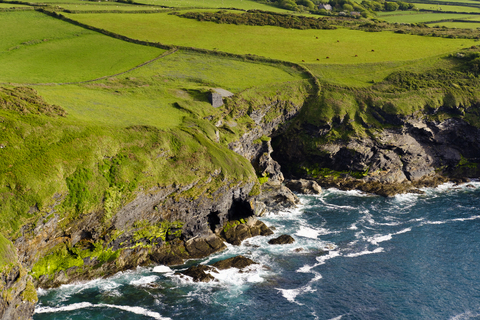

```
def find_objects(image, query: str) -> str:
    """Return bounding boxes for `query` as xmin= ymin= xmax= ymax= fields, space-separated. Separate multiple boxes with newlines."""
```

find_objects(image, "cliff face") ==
xmin=0 ymin=235 xmax=37 ymax=320
xmin=0 ymin=264 xmax=37 ymax=320
xmin=10 ymin=84 xmax=310 ymax=290
xmin=15 ymin=179 xmax=255 ymax=288
xmin=275 ymin=113 xmax=480 ymax=196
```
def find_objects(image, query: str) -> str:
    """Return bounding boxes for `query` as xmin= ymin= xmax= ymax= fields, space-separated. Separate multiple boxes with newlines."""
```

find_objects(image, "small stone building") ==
xmin=209 ymin=88 xmax=234 ymax=108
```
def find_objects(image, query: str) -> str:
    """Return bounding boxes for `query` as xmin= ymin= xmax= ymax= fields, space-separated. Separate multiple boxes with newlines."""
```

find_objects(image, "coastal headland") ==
xmin=2 ymin=1 xmax=480 ymax=318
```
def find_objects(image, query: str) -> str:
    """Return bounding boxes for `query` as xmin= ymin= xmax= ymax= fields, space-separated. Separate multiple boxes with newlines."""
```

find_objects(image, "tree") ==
xmin=280 ymin=0 xmax=298 ymax=10
xmin=385 ymin=1 xmax=399 ymax=11
xmin=343 ymin=3 xmax=353 ymax=11
xmin=298 ymin=0 xmax=316 ymax=10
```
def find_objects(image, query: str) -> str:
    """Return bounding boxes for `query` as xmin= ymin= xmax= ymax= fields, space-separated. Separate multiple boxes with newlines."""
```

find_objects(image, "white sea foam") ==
xmin=367 ymin=234 xmax=392 ymax=245
xmin=153 ymin=265 xmax=173 ymax=273
xmin=449 ymin=310 xmax=480 ymax=320
xmin=452 ymin=215 xmax=480 ymax=222
xmin=318 ymin=198 xmax=357 ymax=210
xmin=35 ymin=302 xmax=171 ymax=319
xmin=396 ymin=227 xmax=412 ymax=234
xmin=325 ymin=188 xmax=372 ymax=198
xmin=36 ymin=288 xmax=48 ymax=297
xmin=130 ymin=275 xmax=159 ymax=286
xmin=345 ymin=247 xmax=384 ymax=258
xmin=296 ymin=226 xmax=320 ymax=239
xmin=208 ymin=264 xmax=266 ymax=285
xmin=316 ymin=250 xmax=341 ymax=265
xmin=348 ymin=223 xmax=358 ymax=230
xmin=276 ymin=288 xmax=302 ymax=304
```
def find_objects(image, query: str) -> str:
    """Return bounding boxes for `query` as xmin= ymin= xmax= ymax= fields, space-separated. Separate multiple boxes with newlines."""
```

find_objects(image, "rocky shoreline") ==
xmin=3 ymin=82 xmax=480 ymax=319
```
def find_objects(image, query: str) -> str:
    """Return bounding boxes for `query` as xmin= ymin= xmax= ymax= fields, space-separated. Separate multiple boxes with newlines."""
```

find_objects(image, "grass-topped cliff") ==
xmin=1 ymin=0 xmax=480 ymax=302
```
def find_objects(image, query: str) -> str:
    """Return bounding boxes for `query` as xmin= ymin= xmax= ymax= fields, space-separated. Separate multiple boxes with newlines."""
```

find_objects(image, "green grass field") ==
xmin=414 ymin=3 xmax=480 ymax=12
xmin=0 ymin=3 xmax=30 ymax=7
xmin=35 ymin=50 xmax=305 ymax=127
xmin=0 ymin=11 xmax=163 ymax=83
xmin=306 ymin=53 xmax=460 ymax=86
xmin=379 ymin=12 xmax=477 ymax=23
xmin=431 ymin=20 xmax=480 ymax=27
xmin=67 ymin=11 xmax=477 ymax=64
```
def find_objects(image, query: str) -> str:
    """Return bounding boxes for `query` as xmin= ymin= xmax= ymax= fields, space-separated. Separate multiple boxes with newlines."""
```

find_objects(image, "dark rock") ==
xmin=276 ymin=116 xmax=480 ymax=196
xmin=284 ymin=179 xmax=322 ymax=194
xmin=211 ymin=255 xmax=257 ymax=270
xmin=185 ymin=234 xmax=227 ymax=259
xmin=268 ymin=234 xmax=295 ymax=245
xmin=0 ymin=265 xmax=37 ymax=320
xmin=249 ymin=183 xmax=299 ymax=216
xmin=221 ymin=217 xmax=273 ymax=245
xmin=179 ymin=265 xmax=216 ymax=282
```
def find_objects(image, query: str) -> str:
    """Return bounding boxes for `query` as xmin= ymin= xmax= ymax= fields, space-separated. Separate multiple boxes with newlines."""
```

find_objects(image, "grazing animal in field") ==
xmin=372 ymin=49 xmax=375 ymax=52
xmin=316 ymin=37 xmax=318 ymax=39
xmin=337 ymin=40 xmax=339 ymax=42
xmin=316 ymin=58 xmax=319 ymax=61
xmin=302 ymin=60 xmax=305 ymax=62
xmin=355 ymin=55 xmax=358 ymax=57
xmin=326 ymin=56 xmax=329 ymax=59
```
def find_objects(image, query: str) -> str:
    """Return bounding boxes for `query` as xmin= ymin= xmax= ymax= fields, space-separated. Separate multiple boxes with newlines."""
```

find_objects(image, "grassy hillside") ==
xmin=35 ymin=50 xmax=305 ymax=127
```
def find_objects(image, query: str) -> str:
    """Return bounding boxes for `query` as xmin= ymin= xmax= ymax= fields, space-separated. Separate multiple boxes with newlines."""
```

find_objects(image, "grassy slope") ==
xmin=306 ymin=54 xmax=460 ymax=87
xmin=0 ymin=11 xmax=162 ymax=83
xmin=36 ymin=50 xmax=304 ymax=127
xmin=67 ymin=11 xmax=476 ymax=65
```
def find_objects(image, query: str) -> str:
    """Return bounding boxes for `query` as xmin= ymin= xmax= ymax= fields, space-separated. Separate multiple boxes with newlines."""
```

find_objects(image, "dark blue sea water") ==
xmin=34 ymin=182 xmax=480 ymax=320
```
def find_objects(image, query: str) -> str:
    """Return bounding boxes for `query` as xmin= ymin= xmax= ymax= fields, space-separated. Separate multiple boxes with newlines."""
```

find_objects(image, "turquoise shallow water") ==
xmin=34 ymin=182 xmax=480 ymax=320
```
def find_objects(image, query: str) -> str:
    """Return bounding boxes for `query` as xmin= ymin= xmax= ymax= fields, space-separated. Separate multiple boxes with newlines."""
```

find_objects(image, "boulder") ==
xmin=284 ymin=179 xmax=322 ymax=195
xmin=250 ymin=183 xmax=299 ymax=216
xmin=211 ymin=255 xmax=257 ymax=270
xmin=179 ymin=265 xmax=216 ymax=282
xmin=221 ymin=217 xmax=273 ymax=245
xmin=268 ymin=234 xmax=295 ymax=245
xmin=185 ymin=234 xmax=227 ymax=259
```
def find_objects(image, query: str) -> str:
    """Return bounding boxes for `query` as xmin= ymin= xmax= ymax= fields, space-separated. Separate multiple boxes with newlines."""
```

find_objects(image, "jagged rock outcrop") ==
xmin=179 ymin=265 xmax=216 ymax=282
xmin=276 ymin=117 xmax=480 ymax=196
xmin=211 ymin=255 xmax=257 ymax=270
xmin=249 ymin=182 xmax=300 ymax=216
xmin=284 ymin=179 xmax=322 ymax=195
xmin=0 ymin=264 xmax=37 ymax=320
xmin=15 ymin=179 xmax=257 ymax=288
xmin=221 ymin=217 xmax=273 ymax=245
xmin=178 ymin=255 xmax=259 ymax=282
xmin=268 ymin=234 xmax=295 ymax=245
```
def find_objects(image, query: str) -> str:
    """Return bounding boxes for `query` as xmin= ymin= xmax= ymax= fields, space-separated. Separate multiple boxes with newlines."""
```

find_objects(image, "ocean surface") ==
xmin=34 ymin=182 xmax=480 ymax=320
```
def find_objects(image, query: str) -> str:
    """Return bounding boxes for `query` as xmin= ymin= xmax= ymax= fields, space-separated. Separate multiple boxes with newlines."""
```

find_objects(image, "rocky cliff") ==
xmin=4 ymin=57 xmax=480 ymax=319
xmin=7 ymin=82 xmax=311 ymax=291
